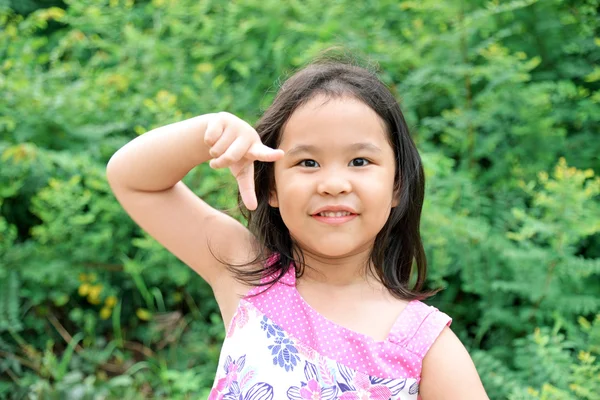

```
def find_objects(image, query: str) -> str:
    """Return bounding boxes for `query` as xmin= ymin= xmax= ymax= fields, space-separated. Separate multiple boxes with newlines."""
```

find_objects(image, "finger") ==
xmin=207 ymin=127 xmax=236 ymax=160
xmin=204 ymin=116 xmax=225 ymax=148
xmin=247 ymin=142 xmax=285 ymax=162
xmin=209 ymin=137 xmax=251 ymax=169
xmin=234 ymin=162 xmax=257 ymax=210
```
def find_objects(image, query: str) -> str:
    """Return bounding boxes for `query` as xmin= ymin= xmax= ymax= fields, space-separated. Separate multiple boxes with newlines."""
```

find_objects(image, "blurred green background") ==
xmin=1 ymin=0 xmax=599 ymax=398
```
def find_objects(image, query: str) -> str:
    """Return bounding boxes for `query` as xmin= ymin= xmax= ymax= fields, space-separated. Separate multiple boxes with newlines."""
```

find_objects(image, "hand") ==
xmin=204 ymin=112 xmax=284 ymax=211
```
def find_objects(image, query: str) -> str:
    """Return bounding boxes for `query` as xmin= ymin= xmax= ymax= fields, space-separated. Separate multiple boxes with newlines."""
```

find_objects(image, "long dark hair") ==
xmin=224 ymin=56 xmax=436 ymax=300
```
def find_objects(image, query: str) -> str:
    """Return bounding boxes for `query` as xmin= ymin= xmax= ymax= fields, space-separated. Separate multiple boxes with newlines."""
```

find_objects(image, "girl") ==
xmin=107 ymin=60 xmax=489 ymax=399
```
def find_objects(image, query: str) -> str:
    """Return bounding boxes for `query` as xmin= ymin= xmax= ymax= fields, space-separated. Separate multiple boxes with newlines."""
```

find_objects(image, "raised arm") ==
xmin=106 ymin=113 xmax=282 ymax=322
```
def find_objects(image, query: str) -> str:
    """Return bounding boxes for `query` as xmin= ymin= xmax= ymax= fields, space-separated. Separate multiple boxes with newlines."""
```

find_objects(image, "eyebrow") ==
xmin=286 ymin=143 xmax=383 ymax=157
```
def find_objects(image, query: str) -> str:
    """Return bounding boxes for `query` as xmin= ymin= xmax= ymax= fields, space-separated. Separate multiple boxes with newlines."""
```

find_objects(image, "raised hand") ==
xmin=203 ymin=112 xmax=284 ymax=210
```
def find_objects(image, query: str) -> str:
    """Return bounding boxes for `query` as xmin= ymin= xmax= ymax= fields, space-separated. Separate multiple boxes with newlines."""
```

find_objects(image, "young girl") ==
xmin=107 ymin=60 xmax=489 ymax=399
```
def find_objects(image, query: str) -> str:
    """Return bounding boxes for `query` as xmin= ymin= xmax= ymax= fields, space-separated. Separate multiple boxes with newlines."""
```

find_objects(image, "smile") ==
xmin=311 ymin=213 xmax=358 ymax=225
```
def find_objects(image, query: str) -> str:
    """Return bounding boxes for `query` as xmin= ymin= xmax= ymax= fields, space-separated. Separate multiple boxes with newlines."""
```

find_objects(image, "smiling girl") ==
xmin=107 ymin=59 xmax=489 ymax=399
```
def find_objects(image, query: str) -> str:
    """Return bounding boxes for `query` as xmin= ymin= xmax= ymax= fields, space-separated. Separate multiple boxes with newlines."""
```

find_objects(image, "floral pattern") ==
xmin=335 ymin=363 xmax=407 ymax=399
xmin=287 ymin=361 xmax=339 ymax=400
xmin=209 ymin=355 xmax=274 ymax=400
xmin=211 ymin=302 xmax=420 ymax=400
xmin=338 ymin=374 xmax=392 ymax=399
xmin=261 ymin=315 xmax=301 ymax=371
xmin=227 ymin=303 xmax=249 ymax=338
xmin=260 ymin=315 xmax=284 ymax=338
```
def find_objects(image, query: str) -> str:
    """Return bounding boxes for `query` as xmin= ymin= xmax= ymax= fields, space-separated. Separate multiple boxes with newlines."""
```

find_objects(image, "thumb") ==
xmin=248 ymin=142 xmax=284 ymax=162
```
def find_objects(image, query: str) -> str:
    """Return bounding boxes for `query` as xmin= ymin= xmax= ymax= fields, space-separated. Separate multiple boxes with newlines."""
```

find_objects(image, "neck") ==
xmin=291 ymin=242 xmax=381 ymax=288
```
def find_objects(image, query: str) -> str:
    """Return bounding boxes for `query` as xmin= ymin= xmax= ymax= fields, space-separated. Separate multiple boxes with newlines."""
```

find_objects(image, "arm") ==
xmin=106 ymin=113 xmax=282 ymax=322
xmin=107 ymin=115 xmax=213 ymax=192
xmin=419 ymin=327 xmax=489 ymax=400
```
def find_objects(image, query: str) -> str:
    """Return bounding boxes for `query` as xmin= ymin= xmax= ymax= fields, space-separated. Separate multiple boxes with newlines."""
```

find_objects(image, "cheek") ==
xmin=278 ymin=172 xmax=310 ymax=196
xmin=278 ymin=185 xmax=308 ymax=216
xmin=269 ymin=167 xmax=291 ymax=208
xmin=361 ymin=173 xmax=395 ymax=197
xmin=271 ymin=181 xmax=301 ymax=216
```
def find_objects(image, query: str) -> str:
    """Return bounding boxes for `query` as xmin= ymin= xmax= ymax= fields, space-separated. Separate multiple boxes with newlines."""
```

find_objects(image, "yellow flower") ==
xmin=88 ymin=285 xmax=103 ymax=298
xmin=99 ymin=307 xmax=112 ymax=320
xmin=105 ymin=296 xmax=117 ymax=308
xmin=136 ymin=308 xmax=152 ymax=321
xmin=97 ymin=370 xmax=108 ymax=381
xmin=526 ymin=387 xmax=539 ymax=396
xmin=78 ymin=283 xmax=90 ymax=296
xmin=78 ymin=273 xmax=88 ymax=282
xmin=196 ymin=63 xmax=213 ymax=73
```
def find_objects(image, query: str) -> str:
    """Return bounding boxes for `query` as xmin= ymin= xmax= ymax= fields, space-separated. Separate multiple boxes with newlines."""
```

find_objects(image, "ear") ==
xmin=268 ymin=190 xmax=279 ymax=208
xmin=391 ymin=184 xmax=400 ymax=208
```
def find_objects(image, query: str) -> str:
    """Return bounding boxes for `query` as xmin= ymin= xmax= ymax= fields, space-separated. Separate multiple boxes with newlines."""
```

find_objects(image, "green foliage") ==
xmin=0 ymin=0 xmax=599 ymax=397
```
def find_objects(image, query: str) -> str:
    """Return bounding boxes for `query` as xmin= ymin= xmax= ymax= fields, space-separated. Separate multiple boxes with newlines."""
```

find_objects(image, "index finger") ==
xmin=247 ymin=142 xmax=284 ymax=162
xmin=235 ymin=162 xmax=257 ymax=210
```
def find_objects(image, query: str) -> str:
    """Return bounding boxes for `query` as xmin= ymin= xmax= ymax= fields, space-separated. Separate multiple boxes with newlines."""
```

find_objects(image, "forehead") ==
xmin=280 ymin=95 xmax=391 ymax=150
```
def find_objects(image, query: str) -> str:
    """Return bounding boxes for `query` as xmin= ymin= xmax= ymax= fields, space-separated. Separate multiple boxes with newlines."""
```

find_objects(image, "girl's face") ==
xmin=269 ymin=95 xmax=399 ymax=259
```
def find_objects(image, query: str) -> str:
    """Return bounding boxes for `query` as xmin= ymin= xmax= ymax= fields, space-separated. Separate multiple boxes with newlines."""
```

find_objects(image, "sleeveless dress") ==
xmin=209 ymin=255 xmax=451 ymax=400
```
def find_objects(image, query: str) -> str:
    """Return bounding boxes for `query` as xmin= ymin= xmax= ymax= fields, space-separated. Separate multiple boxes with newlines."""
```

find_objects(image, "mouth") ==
xmin=313 ymin=211 xmax=356 ymax=217
xmin=311 ymin=211 xmax=358 ymax=225
xmin=311 ymin=205 xmax=358 ymax=216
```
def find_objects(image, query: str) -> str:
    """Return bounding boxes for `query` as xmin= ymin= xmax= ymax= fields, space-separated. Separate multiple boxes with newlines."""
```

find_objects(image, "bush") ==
xmin=1 ymin=0 xmax=598 ymax=397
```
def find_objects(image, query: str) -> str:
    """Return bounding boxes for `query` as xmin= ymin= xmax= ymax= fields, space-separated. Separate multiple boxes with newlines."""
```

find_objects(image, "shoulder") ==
xmin=419 ymin=326 xmax=489 ymax=400
xmin=397 ymin=301 xmax=451 ymax=357
xmin=213 ymin=251 xmax=281 ymax=326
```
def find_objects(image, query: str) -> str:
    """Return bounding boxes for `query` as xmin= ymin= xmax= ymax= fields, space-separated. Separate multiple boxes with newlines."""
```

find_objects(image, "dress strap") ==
xmin=387 ymin=301 xmax=452 ymax=358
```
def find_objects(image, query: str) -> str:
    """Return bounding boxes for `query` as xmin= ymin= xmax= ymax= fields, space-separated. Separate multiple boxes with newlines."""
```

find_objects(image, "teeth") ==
xmin=318 ymin=211 xmax=352 ymax=217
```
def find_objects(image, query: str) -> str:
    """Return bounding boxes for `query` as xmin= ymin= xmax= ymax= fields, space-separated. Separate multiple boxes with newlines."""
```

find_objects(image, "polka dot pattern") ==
xmin=244 ymin=253 xmax=452 ymax=380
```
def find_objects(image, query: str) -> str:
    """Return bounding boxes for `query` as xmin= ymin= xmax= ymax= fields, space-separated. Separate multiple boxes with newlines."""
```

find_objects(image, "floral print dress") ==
xmin=209 ymin=255 xmax=451 ymax=400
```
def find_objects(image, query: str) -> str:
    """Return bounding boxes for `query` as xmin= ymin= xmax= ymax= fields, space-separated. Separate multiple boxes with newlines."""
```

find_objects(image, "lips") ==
xmin=311 ymin=210 xmax=358 ymax=225
xmin=316 ymin=211 xmax=354 ymax=217
xmin=311 ymin=205 xmax=358 ymax=216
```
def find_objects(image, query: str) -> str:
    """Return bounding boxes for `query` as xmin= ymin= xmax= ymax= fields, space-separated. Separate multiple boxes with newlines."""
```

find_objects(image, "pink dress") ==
xmin=209 ymin=254 xmax=451 ymax=400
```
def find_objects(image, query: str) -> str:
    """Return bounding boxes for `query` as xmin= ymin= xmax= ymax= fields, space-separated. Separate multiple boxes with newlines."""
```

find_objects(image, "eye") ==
xmin=349 ymin=158 xmax=370 ymax=167
xmin=298 ymin=159 xmax=319 ymax=168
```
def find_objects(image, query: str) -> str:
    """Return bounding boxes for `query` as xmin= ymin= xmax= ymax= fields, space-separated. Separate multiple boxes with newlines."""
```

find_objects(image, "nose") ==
xmin=316 ymin=170 xmax=352 ymax=196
